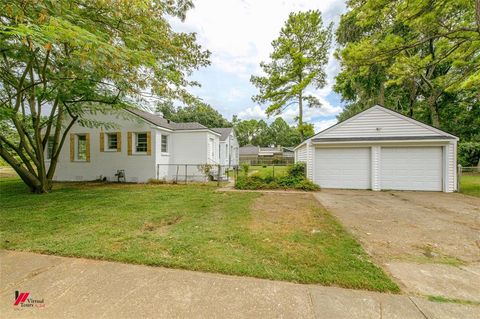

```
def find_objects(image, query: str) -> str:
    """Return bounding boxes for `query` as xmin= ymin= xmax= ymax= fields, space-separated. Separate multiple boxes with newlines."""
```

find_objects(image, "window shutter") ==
xmin=146 ymin=132 xmax=151 ymax=155
xmin=85 ymin=133 xmax=90 ymax=162
xmin=100 ymin=132 xmax=104 ymax=152
xmin=117 ymin=132 xmax=122 ymax=152
xmin=127 ymin=132 xmax=132 ymax=155
xmin=70 ymin=134 xmax=74 ymax=161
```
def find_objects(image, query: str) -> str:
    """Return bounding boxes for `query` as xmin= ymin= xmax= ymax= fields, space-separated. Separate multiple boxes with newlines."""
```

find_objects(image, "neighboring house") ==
xmin=212 ymin=128 xmax=240 ymax=167
xmin=47 ymin=108 xmax=234 ymax=183
xmin=295 ymin=105 xmax=458 ymax=192
xmin=282 ymin=147 xmax=294 ymax=159
xmin=239 ymin=145 xmax=295 ymax=164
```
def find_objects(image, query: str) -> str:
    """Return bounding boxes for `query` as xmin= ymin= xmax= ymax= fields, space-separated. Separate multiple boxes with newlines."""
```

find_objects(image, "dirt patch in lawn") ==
xmin=250 ymin=193 xmax=327 ymax=233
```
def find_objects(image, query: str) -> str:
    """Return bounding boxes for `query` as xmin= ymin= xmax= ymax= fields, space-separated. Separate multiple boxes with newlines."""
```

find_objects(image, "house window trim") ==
xmin=46 ymin=136 xmax=54 ymax=161
xmin=105 ymin=133 xmax=118 ymax=152
xmin=75 ymin=134 xmax=87 ymax=162
xmin=161 ymin=134 xmax=169 ymax=155
xmin=134 ymin=132 xmax=148 ymax=154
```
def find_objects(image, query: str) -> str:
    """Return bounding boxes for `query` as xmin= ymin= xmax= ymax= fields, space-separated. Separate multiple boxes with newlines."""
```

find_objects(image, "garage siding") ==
xmin=320 ymin=107 xmax=440 ymax=138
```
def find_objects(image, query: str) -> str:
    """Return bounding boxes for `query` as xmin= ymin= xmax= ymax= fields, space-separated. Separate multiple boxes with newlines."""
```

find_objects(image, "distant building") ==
xmin=239 ymin=145 xmax=295 ymax=164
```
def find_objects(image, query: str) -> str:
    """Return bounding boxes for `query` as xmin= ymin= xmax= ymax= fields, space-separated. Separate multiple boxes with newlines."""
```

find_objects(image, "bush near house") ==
xmin=235 ymin=163 xmax=320 ymax=191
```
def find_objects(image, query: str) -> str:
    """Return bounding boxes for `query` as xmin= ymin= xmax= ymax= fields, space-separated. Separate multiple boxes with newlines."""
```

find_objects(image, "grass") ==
xmin=428 ymin=295 xmax=480 ymax=306
xmin=0 ymin=177 xmax=398 ymax=292
xmin=460 ymin=173 xmax=480 ymax=197
xmin=249 ymin=165 xmax=288 ymax=178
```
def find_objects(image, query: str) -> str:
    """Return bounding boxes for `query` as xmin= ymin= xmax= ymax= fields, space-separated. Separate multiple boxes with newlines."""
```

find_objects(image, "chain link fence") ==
xmin=457 ymin=165 xmax=479 ymax=192
xmin=155 ymin=163 xmax=239 ymax=186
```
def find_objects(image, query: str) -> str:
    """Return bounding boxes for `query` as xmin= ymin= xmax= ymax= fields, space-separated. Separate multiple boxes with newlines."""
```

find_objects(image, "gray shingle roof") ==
xmin=311 ymin=136 xmax=455 ymax=143
xmin=127 ymin=108 xmax=207 ymax=131
xmin=212 ymin=128 xmax=233 ymax=141
xmin=239 ymin=145 xmax=259 ymax=155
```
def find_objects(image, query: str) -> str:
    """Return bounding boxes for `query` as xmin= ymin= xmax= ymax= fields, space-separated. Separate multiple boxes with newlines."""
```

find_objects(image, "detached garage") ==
xmin=294 ymin=105 xmax=458 ymax=192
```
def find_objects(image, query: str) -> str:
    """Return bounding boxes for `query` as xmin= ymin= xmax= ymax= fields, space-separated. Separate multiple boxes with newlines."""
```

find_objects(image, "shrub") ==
xmin=458 ymin=142 xmax=480 ymax=167
xmin=234 ymin=162 xmax=320 ymax=191
xmin=287 ymin=162 xmax=306 ymax=178
xmin=241 ymin=163 xmax=250 ymax=176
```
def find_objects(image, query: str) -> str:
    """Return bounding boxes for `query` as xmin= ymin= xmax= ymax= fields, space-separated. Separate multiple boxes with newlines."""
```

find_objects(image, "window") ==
xmin=209 ymin=138 xmax=214 ymax=158
xmin=161 ymin=135 xmax=168 ymax=153
xmin=76 ymin=134 xmax=87 ymax=161
xmin=107 ymin=133 xmax=117 ymax=151
xmin=46 ymin=137 xmax=54 ymax=160
xmin=135 ymin=133 xmax=147 ymax=153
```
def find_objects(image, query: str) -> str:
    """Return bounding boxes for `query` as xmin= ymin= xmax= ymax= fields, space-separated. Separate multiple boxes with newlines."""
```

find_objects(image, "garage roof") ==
xmin=296 ymin=105 xmax=458 ymax=149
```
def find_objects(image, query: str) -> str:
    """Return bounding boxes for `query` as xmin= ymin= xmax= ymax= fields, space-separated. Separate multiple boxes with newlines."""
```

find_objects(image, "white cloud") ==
xmin=171 ymin=0 xmax=347 ymax=122
xmin=314 ymin=119 xmax=338 ymax=133
xmin=178 ymin=0 xmax=346 ymax=77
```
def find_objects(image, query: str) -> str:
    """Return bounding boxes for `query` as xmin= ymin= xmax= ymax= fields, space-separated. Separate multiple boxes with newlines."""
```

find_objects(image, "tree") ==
xmin=251 ymin=10 xmax=332 ymax=138
xmin=0 ymin=0 xmax=210 ymax=193
xmin=335 ymin=0 xmax=480 ymax=131
xmin=268 ymin=117 xmax=302 ymax=146
xmin=234 ymin=119 xmax=271 ymax=147
xmin=157 ymin=100 xmax=231 ymax=128
xmin=233 ymin=117 xmax=304 ymax=147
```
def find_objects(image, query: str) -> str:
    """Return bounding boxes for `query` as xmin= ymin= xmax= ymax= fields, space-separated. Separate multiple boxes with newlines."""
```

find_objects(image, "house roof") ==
xmin=212 ymin=127 xmax=233 ymax=141
xmin=127 ymin=108 xmax=211 ymax=131
xmin=259 ymin=147 xmax=282 ymax=153
xmin=239 ymin=145 xmax=259 ymax=155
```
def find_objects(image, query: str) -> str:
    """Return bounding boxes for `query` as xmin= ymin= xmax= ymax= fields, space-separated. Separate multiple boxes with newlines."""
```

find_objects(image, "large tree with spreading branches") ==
xmin=0 ymin=0 xmax=210 ymax=193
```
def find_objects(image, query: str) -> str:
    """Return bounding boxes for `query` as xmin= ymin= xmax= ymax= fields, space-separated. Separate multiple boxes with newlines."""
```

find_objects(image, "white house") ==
xmin=212 ymin=128 xmax=239 ymax=167
xmin=47 ymin=108 xmax=239 ymax=183
xmin=295 ymin=105 xmax=458 ymax=192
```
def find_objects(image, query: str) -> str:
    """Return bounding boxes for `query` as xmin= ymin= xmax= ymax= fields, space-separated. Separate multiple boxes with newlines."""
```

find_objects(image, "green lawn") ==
xmin=249 ymin=165 xmax=288 ymax=178
xmin=460 ymin=174 xmax=480 ymax=197
xmin=0 ymin=177 xmax=398 ymax=292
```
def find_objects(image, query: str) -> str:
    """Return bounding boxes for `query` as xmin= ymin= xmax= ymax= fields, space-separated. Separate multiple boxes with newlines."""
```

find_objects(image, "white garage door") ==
xmin=381 ymin=147 xmax=443 ymax=191
xmin=314 ymin=148 xmax=371 ymax=189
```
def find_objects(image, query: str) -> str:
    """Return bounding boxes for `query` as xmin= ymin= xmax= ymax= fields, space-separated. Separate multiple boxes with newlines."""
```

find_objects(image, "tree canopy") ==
xmin=0 ymin=0 xmax=210 ymax=193
xmin=251 ymin=10 xmax=332 ymax=138
xmin=233 ymin=117 xmax=302 ymax=147
xmin=334 ymin=0 xmax=480 ymax=140
xmin=157 ymin=101 xmax=231 ymax=128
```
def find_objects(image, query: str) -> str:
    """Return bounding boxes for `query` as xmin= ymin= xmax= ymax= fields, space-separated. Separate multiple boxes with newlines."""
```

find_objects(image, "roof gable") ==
xmin=212 ymin=127 xmax=233 ymax=141
xmin=314 ymin=105 xmax=457 ymax=141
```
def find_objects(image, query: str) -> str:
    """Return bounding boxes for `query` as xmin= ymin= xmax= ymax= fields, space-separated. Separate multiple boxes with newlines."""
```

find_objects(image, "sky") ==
xmin=172 ymin=0 xmax=347 ymax=133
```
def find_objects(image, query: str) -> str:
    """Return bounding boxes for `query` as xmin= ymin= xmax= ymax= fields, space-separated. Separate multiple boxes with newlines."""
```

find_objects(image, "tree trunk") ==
xmin=476 ymin=0 xmax=480 ymax=34
xmin=298 ymin=91 xmax=304 ymax=139
xmin=377 ymin=82 xmax=385 ymax=106
xmin=427 ymin=92 xmax=440 ymax=127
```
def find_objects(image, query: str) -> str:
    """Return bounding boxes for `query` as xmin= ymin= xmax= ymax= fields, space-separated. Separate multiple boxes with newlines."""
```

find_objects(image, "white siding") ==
xmin=446 ymin=142 xmax=457 ymax=192
xmin=218 ymin=131 xmax=240 ymax=167
xmin=320 ymin=107 xmax=442 ymax=138
xmin=50 ymin=111 xmax=157 ymax=183
xmin=295 ymin=145 xmax=307 ymax=163
xmin=371 ymin=146 xmax=381 ymax=191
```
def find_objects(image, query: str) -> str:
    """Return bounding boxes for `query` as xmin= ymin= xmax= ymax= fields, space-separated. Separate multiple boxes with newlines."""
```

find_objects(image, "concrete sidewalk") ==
xmin=0 ymin=250 xmax=478 ymax=318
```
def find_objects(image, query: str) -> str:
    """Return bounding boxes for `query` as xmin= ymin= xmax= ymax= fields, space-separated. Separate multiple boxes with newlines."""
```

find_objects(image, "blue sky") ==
xmin=172 ymin=0 xmax=347 ymax=133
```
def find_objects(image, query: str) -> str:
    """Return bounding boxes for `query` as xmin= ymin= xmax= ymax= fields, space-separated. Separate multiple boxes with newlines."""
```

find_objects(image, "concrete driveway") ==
xmin=314 ymin=190 xmax=480 ymax=302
